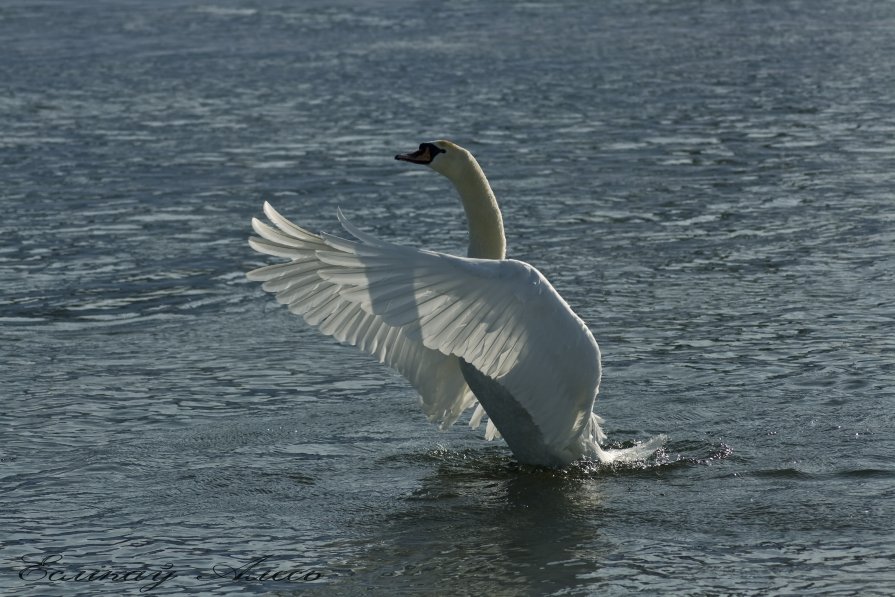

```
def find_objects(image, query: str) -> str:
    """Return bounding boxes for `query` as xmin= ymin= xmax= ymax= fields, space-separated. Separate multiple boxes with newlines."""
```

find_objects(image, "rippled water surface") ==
xmin=2 ymin=0 xmax=894 ymax=595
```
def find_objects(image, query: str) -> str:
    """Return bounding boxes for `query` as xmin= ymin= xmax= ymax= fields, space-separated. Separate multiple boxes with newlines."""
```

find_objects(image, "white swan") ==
xmin=247 ymin=140 xmax=663 ymax=467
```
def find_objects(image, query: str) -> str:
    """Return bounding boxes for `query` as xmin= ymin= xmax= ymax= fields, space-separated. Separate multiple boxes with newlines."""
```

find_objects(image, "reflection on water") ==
xmin=344 ymin=452 xmax=613 ymax=595
xmin=335 ymin=442 xmax=737 ymax=593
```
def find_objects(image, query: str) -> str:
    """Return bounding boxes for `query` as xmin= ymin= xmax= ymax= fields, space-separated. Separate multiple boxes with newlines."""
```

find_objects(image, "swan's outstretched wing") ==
xmin=248 ymin=203 xmax=601 ymax=452
xmin=248 ymin=204 xmax=476 ymax=430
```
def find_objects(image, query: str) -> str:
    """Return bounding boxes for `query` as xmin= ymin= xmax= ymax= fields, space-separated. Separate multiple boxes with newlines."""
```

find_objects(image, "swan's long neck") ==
xmin=452 ymin=155 xmax=506 ymax=260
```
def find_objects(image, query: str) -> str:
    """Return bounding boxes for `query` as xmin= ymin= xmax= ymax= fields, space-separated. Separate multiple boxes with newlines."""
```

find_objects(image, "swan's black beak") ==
xmin=395 ymin=142 xmax=445 ymax=165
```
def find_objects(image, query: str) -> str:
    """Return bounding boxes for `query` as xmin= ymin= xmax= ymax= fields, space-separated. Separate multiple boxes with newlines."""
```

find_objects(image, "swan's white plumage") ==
xmin=249 ymin=202 xmax=599 ymax=455
xmin=249 ymin=205 xmax=477 ymax=431
xmin=247 ymin=140 xmax=664 ymax=466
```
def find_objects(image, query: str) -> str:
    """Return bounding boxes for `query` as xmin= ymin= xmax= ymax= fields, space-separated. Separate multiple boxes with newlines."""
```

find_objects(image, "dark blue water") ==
xmin=2 ymin=0 xmax=894 ymax=594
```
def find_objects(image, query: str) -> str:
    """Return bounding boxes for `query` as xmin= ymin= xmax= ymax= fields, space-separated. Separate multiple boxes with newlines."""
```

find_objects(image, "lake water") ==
xmin=2 ymin=0 xmax=894 ymax=594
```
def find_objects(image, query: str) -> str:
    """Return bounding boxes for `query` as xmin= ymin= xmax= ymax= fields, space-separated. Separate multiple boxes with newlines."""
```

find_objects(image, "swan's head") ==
xmin=395 ymin=140 xmax=472 ymax=180
xmin=396 ymin=139 xmax=504 ymax=259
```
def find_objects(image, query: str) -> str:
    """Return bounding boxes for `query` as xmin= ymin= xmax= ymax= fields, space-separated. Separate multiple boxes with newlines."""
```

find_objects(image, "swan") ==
xmin=247 ymin=140 xmax=664 ymax=467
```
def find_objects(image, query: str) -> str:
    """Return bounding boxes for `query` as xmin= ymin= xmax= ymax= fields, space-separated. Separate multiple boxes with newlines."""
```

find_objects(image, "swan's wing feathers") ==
xmin=248 ymin=203 xmax=476 ymax=428
xmin=248 ymin=205 xmax=599 ymax=451
xmin=321 ymin=213 xmax=600 ymax=449
xmin=326 ymin=253 xmax=537 ymax=367
xmin=362 ymin=251 xmax=597 ymax=449
xmin=264 ymin=201 xmax=326 ymax=243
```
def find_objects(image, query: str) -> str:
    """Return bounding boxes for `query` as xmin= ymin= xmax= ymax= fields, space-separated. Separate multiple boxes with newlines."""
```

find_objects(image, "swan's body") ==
xmin=248 ymin=140 xmax=662 ymax=467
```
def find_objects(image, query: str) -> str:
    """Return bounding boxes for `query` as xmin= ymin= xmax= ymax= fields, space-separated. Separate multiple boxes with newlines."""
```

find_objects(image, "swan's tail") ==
xmin=584 ymin=414 xmax=666 ymax=464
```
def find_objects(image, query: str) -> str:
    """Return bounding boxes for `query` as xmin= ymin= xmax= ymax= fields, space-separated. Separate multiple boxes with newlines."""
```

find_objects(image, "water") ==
xmin=2 ymin=0 xmax=894 ymax=594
